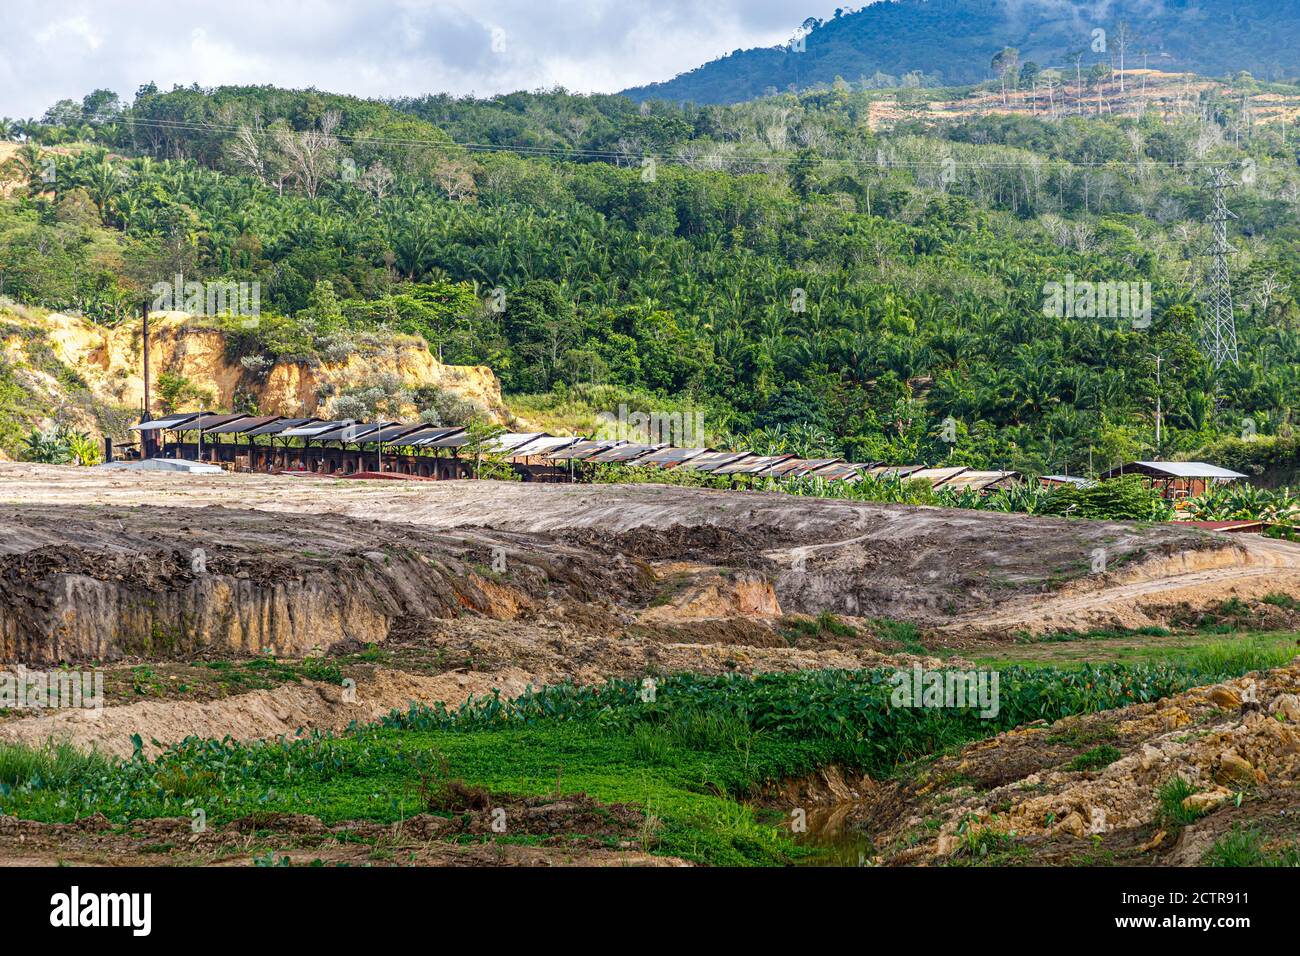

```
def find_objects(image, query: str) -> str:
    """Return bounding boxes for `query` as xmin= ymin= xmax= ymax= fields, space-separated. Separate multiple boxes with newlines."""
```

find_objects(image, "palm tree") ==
xmin=2 ymin=143 xmax=47 ymax=195
xmin=83 ymin=156 xmax=123 ymax=222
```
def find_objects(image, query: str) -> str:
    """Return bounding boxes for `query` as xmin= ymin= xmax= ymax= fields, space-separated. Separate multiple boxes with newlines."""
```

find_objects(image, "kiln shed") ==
xmin=1098 ymin=461 xmax=1247 ymax=499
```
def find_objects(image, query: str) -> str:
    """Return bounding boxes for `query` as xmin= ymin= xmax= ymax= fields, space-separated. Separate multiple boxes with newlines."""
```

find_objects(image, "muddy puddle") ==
xmin=788 ymin=803 xmax=876 ymax=867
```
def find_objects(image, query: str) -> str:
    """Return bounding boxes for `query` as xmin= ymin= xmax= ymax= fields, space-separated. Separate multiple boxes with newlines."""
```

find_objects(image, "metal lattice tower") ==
xmin=1203 ymin=166 xmax=1240 ymax=368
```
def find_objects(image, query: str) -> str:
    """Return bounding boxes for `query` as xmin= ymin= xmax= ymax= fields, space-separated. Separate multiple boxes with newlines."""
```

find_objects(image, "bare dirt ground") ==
xmin=6 ymin=463 xmax=1293 ymax=638
xmin=0 ymin=800 xmax=688 ymax=867
xmin=3 ymin=464 xmax=1300 ymax=865
xmin=3 ymin=462 xmax=1300 ymax=755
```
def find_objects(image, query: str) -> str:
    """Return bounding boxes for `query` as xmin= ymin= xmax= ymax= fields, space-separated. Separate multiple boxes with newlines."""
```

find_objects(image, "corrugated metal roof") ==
xmin=677 ymin=451 xmax=750 ymax=473
xmin=866 ymin=464 xmax=926 ymax=479
xmin=710 ymin=454 xmax=793 ymax=475
xmin=415 ymin=430 xmax=470 ymax=449
xmin=509 ymin=436 xmax=583 ymax=458
xmin=813 ymin=462 xmax=867 ymax=481
xmin=631 ymin=447 xmax=711 ymax=467
xmin=367 ymin=423 xmax=431 ymax=444
xmin=399 ymin=427 xmax=466 ymax=447
xmin=1040 ymin=474 xmax=1095 ymax=487
xmin=381 ymin=425 xmax=440 ymax=445
xmin=908 ymin=466 xmax=970 ymax=487
xmin=750 ymin=457 xmax=807 ymax=478
xmin=279 ymin=420 xmax=352 ymax=438
xmin=179 ymin=413 xmax=249 ymax=432
xmin=585 ymin=443 xmax=663 ymax=464
xmin=203 ymin=415 xmax=283 ymax=435
xmin=303 ymin=422 xmax=371 ymax=442
xmin=131 ymin=412 xmax=211 ymax=431
xmin=484 ymin=432 xmax=550 ymax=453
xmin=768 ymin=458 xmax=843 ymax=478
xmin=941 ymin=470 xmax=1020 ymax=492
xmin=544 ymin=440 xmax=624 ymax=461
xmin=1104 ymin=461 xmax=1248 ymax=480
xmin=310 ymin=421 xmax=402 ymax=443
xmin=243 ymin=417 xmax=318 ymax=437
xmin=790 ymin=460 xmax=842 ymax=478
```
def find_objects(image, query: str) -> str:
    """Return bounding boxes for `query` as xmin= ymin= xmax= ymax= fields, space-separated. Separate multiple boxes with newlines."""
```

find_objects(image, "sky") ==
xmin=0 ymin=0 xmax=847 ymax=118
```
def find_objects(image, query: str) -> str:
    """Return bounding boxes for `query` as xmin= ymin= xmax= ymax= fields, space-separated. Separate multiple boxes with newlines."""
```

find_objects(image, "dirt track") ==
xmin=943 ymin=534 xmax=1300 ymax=636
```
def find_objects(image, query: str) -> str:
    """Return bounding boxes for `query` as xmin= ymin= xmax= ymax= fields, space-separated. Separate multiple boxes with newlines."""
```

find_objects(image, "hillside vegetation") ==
xmin=623 ymin=0 xmax=1300 ymax=104
xmin=3 ymin=76 xmax=1300 ymax=474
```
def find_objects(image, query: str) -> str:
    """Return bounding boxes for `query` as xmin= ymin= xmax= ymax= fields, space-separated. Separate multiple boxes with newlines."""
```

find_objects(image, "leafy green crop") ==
xmin=0 ymin=649 xmax=1287 ymax=865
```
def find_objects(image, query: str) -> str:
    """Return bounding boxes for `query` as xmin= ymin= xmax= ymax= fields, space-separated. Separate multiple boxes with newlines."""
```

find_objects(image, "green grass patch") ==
xmin=873 ymin=618 xmax=928 ymax=655
xmin=0 ymin=648 xmax=1284 ymax=866
xmin=1067 ymin=744 xmax=1123 ymax=772
xmin=1156 ymin=776 xmax=1207 ymax=829
xmin=1262 ymin=593 xmax=1300 ymax=612
xmin=1202 ymin=825 xmax=1300 ymax=867
xmin=0 ymin=741 xmax=114 ymax=791
xmin=980 ymin=630 xmax=1300 ymax=670
xmin=780 ymin=612 xmax=858 ymax=644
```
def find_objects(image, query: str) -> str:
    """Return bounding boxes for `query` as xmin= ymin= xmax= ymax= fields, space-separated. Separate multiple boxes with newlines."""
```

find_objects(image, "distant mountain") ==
xmin=622 ymin=0 xmax=1300 ymax=104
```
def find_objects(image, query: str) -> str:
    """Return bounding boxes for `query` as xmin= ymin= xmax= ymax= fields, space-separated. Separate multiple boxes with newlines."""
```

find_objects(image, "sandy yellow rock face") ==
xmin=10 ymin=308 xmax=510 ymax=428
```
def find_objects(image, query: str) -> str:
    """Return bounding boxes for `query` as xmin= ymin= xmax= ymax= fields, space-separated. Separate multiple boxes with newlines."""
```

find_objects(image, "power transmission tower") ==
xmin=1203 ymin=166 xmax=1240 ymax=368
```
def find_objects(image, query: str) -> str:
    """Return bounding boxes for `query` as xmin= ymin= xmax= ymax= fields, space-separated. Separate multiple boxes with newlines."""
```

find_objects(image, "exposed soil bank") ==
xmin=6 ymin=464 xmax=1293 ymax=652
xmin=942 ymin=536 xmax=1300 ymax=637
xmin=0 ymin=667 xmax=535 ymax=757
xmin=825 ymin=660 xmax=1300 ymax=866
xmin=0 ymin=503 xmax=650 ymax=663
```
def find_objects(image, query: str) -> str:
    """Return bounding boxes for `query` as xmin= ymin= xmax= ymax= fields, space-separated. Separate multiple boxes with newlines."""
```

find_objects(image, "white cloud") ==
xmin=34 ymin=14 xmax=104 ymax=52
xmin=0 ymin=0 xmax=847 ymax=117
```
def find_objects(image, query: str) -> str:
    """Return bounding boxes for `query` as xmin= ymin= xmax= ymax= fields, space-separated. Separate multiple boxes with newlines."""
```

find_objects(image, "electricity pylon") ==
xmin=1203 ymin=166 xmax=1240 ymax=368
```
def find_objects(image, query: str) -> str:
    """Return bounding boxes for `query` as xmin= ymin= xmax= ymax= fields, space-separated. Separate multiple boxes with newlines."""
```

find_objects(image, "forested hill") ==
xmin=622 ymin=0 xmax=1300 ymax=104
xmin=4 ymin=78 xmax=1300 ymax=477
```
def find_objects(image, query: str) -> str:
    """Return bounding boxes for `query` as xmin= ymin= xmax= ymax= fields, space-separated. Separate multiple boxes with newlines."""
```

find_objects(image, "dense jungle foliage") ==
xmin=4 ymin=74 xmax=1300 ymax=477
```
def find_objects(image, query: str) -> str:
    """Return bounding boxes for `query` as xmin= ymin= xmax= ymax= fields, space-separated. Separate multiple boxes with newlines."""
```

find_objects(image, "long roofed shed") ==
xmin=678 ymin=450 xmax=752 ymax=473
xmin=1099 ymin=461 xmax=1247 ymax=480
xmin=585 ymin=443 xmax=664 ymax=464
xmin=544 ymin=439 xmax=626 ymax=461
xmin=131 ymin=412 xmax=212 ymax=432
xmin=710 ymin=454 xmax=793 ymax=475
xmin=202 ymin=415 xmax=283 ymax=436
